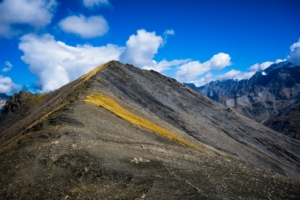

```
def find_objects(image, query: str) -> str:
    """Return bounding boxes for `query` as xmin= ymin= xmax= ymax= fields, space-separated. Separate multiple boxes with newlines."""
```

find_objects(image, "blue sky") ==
xmin=0 ymin=0 xmax=300 ymax=94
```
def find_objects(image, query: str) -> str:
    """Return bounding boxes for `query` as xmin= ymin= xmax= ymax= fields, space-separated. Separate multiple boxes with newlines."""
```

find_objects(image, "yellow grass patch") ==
xmin=84 ymin=93 xmax=204 ymax=153
xmin=35 ymin=94 xmax=47 ymax=101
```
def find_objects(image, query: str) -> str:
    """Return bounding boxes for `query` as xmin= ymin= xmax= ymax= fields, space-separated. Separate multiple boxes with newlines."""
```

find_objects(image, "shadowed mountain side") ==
xmin=0 ymin=61 xmax=299 ymax=199
xmin=265 ymin=99 xmax=300 ymax=138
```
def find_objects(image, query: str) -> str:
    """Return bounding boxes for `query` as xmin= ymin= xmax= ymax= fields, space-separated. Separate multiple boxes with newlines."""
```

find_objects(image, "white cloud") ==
xmin=191 ymin=73 xmax=214 ymax=87
xmin=215 ymin=59 xmax=285 ymax=84
xmin=290 ymin=39 xmax=300 ymax=50
xmin=287 ymin=39 xmax=300 ymax=65
xmin=176 ymin=53 xmax=231 ymax=82
xmin=164 ymin=29 xmax=175 ymax=35
xmin=59 ymin=15 xmax=109 ymax=38
xmin=120 ymin=29 xmax=163 ymax=67
xmin=162 ymin=29 xmax=175 ymax=46
xmin=218 ymin=69 xmax=255 ymax=81
xmin=176 ymin=61 xmax=209 ymax=82
xmin=5 ymin=61 xmax=12 ymax=68
xmin=3 ymin=61 xmax=13 ymax=72
xmin=0 ymin=75 xmax=21 ymax=94
xmin=190 ymin=69 xmax=256 ymax=87
xmin=17 ymin=29 xmax=191 ymax=93
xmin=19 ymin=33 xmax=123 ymax=93
xmin=83 ymin=0 xmax=109 ymax=8
xmin=119 ymin=29 xmax=188 ymax=72
xmin=209 ymin=53 xmax=232 ymax=69
xmin=143 ymin=59 xmax=190 ymax=72
xmin=276 ymin=59 xmax=285 ymax=63
xmin=248 ymin=59 xmax=285 ymax=72
xmin=248 ymin=61 xmax=274 ymax=72
xmin=0 ymin=0 xmax=57 ymax=37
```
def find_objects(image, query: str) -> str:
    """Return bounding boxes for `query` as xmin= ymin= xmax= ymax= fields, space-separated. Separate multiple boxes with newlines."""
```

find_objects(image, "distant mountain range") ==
xmin=188 ymin=61 xmax=300 ymax=140
xmin=1 ymin=61 xmax=299 ymax=199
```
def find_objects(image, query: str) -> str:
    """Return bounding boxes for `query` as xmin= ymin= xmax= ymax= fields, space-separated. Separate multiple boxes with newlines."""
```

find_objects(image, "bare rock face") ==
xmin=265 ymin=99 xmax=300 ymax=139
xmin=0 ymin=91 xmax=36 ymax=134
xmin=2 ymin=90 xmax=35 ymax=114
xmin=196 ymin=61 xmax=300 ymax=140
xmin=0 ymin=61 xmax=299 ymax=199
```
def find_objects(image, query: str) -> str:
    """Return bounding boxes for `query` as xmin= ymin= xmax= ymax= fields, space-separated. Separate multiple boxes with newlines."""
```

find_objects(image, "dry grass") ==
xmin=33 ymin=94 xmax=47 ymax=103
xmin=79 ymin=64 xmax=105 ymax=81
xmin=84 ymin=93 xmax=204 ymax=153
xmin=35 ymin=94 xmax=47 ymax=100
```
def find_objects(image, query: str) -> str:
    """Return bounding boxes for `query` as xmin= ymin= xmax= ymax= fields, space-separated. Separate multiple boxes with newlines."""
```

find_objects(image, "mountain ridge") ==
xmin=195 ymin=62 xmax=300 ymax=140
xmin=0 ymin=61 xmax=299 ymax=199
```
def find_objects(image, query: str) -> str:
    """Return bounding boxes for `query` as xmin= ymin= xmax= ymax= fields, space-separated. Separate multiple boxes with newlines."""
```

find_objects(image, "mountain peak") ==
xmin=264 ymin=61 xmax=295 ymax=73
xmin=1 ymin=61 xmax=300 ymax=199
xmin=79 ymin=60 xmax=121 ymax=81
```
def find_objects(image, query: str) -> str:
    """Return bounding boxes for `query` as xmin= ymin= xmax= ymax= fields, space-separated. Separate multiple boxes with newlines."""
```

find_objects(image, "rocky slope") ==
xmin=0 ymin=91 xmax=37 ymax=133
xmin=0 ymin=61 xmax=299 ymax=199
xmin=265 ymin=99 xmax=300 ymax=139
xmin=196 ymin=62 xmax=300 ymax=140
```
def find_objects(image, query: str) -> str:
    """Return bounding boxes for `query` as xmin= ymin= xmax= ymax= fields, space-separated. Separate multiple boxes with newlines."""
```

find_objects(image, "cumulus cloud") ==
xmin=17 ymin=29 xmax=190 ymax=93
xmin=176 ymin=53 xmax=231 ymax=82
xmin=209 ymin=53 xmax=232 ymax=69
xmin=19 ymin=33 xmax=123 ymax=93
xmin=0 ymin=75 xmax=21 ymax=94
xmin=287 ymin=39 xmax=300 ymax=65
xmin=143 ymin=59 xmax=190 ymax=72
xmin=176 ymin=61 xmax=209 ymax=82
xmin=59 ymin=15 xmax=109 ymax=38
xmin=119 ymin=29 xmax=188 ymax=72
xmin=218 ymin=69 xmax=255 ymax=81
xmin=83 ymin=0 xmax=109 ymax=8
xmin=2 ymin=61 xmax=13 ymax=72
xmin=191 ymin=73 xmax=214 ymax=87
xmin=0 ymin=0 xmax=57 ymax=37
xmin=120 ymin=29 xmax=163 ymax=67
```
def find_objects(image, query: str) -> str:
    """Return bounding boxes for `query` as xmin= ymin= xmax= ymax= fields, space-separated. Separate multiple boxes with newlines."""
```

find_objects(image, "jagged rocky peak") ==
xmin=264 ymin=61 xmax=297 ymax=73
xmin=2 ymin=90 xmax=35 ymax=114
xmin=0 ymin=61 xmax=300 ymax=199
xmin=250 ymin=61 xmax=300 ymax=87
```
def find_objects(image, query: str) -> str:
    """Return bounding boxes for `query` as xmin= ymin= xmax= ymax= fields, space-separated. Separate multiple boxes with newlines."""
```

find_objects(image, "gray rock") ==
xmin=0 ymin=61 xmax=299 ymax=199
